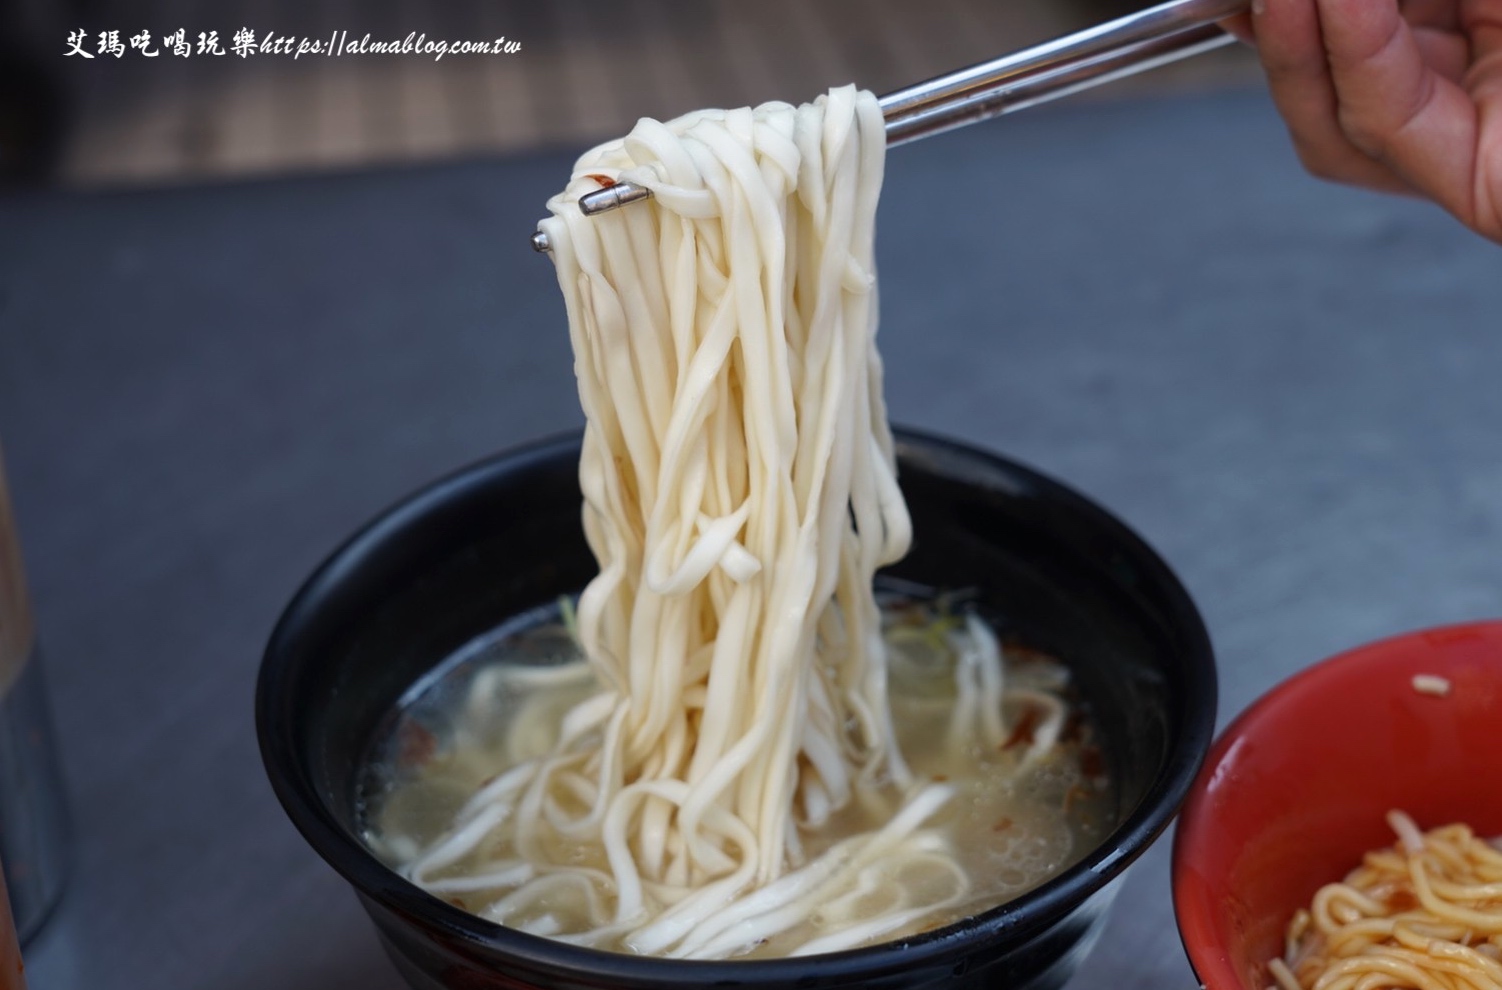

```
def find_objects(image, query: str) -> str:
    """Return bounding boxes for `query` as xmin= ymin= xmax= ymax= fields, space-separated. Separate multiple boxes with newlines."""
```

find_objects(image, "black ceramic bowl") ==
xmin=257 ymin=429 xmax=1216 ymax=990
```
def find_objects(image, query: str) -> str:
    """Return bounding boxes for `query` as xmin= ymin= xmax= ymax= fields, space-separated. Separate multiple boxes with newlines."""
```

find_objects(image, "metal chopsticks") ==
xmin=532 ymin=0 xmax=1248 ymax=252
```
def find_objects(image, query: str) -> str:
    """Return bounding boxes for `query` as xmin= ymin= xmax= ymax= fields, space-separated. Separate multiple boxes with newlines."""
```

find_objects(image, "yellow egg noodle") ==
xmin=1271 ymin=812 xmax=1502 ymax=990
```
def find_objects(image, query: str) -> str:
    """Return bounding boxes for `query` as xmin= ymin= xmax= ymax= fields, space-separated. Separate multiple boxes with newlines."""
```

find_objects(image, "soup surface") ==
xmin=359 ymin=591 xmax=1116 ymax=958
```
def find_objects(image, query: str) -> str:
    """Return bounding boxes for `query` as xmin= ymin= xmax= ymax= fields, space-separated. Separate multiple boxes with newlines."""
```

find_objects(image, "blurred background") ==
xmin=12 ymin=5 xmax=1502 ymax=990
xmin=0 ymin=0 xmax=1259 ymax=189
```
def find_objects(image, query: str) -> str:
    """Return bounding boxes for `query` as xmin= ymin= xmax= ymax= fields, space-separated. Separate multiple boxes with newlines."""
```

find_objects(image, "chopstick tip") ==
xmin=579 ymin=182 xmax=652 ymax=216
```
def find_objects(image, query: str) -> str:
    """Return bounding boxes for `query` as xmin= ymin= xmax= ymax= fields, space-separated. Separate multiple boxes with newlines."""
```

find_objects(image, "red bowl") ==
xmin=1172 ymin=621 xmax=1502 ymax=990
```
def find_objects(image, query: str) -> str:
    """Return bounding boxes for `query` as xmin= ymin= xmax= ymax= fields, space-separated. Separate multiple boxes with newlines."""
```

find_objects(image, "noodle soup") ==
xmin=257 ymin=430 xmax=1219 ymax=990
xmin=359 ymin=593 xmax=1115 ymax=959
xmin=339 ymin=87 xmax=1145 ymax=968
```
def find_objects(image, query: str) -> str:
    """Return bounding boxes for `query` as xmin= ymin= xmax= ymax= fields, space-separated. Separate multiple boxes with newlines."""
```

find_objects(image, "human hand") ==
xmin=1226 ymin=0 xmax=1502 ymax=244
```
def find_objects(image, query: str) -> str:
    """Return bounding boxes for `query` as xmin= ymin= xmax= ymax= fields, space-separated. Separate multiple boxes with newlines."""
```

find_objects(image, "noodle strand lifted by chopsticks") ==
xmin=397 ymin=87 xmax=984 ymax=959
xmin=1272 ymin=812 xmax=1502 ymax=990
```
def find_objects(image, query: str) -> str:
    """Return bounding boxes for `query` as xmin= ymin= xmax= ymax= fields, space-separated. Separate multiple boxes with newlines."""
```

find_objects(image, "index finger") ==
xmin=1314 ymin=0 xmax=1483 ymax=224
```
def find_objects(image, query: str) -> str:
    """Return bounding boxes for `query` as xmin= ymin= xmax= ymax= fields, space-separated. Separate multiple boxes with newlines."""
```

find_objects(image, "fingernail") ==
xmin=1251 ymin=0 xmax=1265 ymax=14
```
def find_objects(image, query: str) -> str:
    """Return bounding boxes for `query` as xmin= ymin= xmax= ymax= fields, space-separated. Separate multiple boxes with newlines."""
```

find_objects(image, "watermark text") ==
xmin=65 ymin=28 xmax=522 ymax=61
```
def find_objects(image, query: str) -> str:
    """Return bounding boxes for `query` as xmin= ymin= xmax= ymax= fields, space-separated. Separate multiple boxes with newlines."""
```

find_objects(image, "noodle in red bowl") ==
xmin=1172 ymin=622 xmax=1502 ymax=990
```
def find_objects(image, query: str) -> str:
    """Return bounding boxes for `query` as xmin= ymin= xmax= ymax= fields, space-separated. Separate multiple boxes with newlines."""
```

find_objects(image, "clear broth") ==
xmin=358 ymin=592 xmax=1116 ymax=958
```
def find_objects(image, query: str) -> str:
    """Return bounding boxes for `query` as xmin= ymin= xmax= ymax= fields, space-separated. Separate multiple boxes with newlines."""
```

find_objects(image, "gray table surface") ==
xmin=1 ymin=87 xmax=1499 ymax=990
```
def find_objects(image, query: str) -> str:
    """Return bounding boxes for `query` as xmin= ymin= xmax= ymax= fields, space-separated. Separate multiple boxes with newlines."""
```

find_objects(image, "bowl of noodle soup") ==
xmin=258 ymin=429 xmax=1216 ymax=990
xmin=1172 ymin=622 xmax=1502 ymax=990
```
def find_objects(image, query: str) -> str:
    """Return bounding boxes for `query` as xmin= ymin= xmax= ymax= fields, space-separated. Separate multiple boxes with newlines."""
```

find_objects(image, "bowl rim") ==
xmin=1170 ymin=619 xmax=1502 ymax=990
xmin=256 ymin=427 xmax=1218 ymax=983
